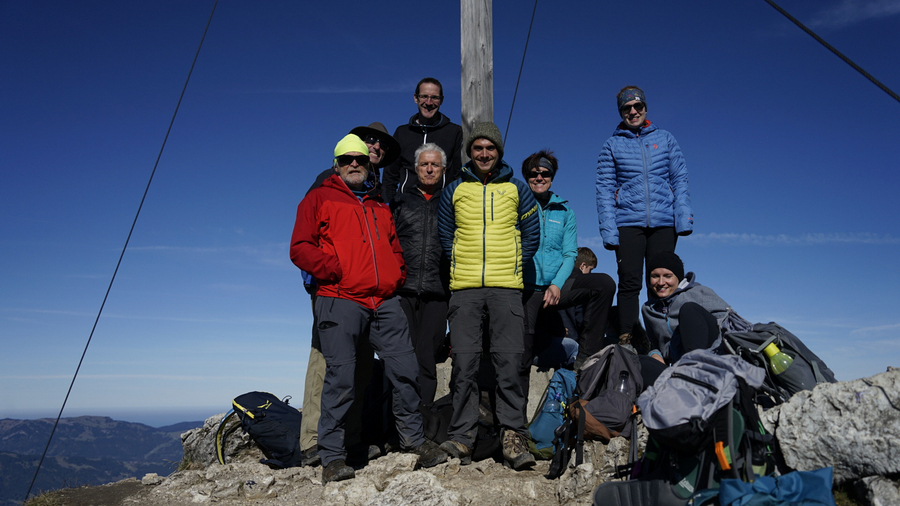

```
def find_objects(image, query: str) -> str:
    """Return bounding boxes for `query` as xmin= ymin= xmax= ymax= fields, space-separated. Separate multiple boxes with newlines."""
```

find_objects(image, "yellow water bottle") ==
xmin=763 ymin=343 xmax=794 ymax=375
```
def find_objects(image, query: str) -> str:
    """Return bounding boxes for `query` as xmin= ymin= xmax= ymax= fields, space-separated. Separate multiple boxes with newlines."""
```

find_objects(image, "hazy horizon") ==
xmin=4 ymin=407 xmax=218 ymax=429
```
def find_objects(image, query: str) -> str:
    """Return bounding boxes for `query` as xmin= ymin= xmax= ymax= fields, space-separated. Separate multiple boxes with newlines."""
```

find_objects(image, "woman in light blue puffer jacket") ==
xmin=596 ymin=86 xmax=693 ymax=346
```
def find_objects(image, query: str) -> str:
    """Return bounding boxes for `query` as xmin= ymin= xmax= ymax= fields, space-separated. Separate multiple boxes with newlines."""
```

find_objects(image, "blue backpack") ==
xmin=528 ymin=368 xmax=576 ymax=459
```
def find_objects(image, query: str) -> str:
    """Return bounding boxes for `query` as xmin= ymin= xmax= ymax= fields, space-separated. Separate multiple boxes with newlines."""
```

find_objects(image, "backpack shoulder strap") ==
xmin=547 ymin=419 xmax=573 ymax=479
xmin=215 ymin=410 xmax=238 ymax=465
xmin=574 ymin=400 xmax=586 ymax=467
xmin=811 ymin=360 xmax=827 ymax=384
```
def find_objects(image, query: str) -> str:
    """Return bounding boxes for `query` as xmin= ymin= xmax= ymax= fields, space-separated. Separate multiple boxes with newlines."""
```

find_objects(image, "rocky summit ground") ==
xmin=26 ymin=367 xmax=900 ymax=506
xmin=28 ymin=453 xmax=613 ymax=506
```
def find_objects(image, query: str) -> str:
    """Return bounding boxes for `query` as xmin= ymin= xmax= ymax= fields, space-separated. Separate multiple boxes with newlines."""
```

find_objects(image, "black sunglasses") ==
xmin=619 ymin=102 xmax=646 ymax=115
xmin=363 ymin=135 xmax=383 ymax=146
xmin=336 ymin=154 xmax=369 ymax=166
xmin=527 ymin=170 xmax=552 ymax=179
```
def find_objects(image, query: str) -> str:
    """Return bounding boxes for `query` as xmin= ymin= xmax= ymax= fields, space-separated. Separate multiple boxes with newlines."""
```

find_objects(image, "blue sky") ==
xmin=2 ymin=1 xmax=899 ymax=427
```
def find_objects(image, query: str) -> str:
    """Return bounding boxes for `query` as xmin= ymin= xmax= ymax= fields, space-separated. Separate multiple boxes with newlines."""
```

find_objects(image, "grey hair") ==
xmin=414 ymin=143 xmax=447 ymax=167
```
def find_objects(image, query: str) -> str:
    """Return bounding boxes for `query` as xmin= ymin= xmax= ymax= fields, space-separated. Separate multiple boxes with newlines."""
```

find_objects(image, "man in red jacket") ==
xmin=290 ymin=134 xmax=447 ymax=483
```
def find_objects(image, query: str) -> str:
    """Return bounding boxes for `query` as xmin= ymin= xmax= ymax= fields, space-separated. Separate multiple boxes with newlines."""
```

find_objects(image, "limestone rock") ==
xmin=141 ymin=473 xmax=164 ymax=485
xmin=356 ymin=453 xmax=418 ymax=491
xmin=856 ymin=475 xmax=900 ymax=506
xmin=435 ymin=362 xmax=554 ymax=421
xmin=366 ymin=472 xmax=457 ymax=506
xmin=181 ymin=412 xmax=263 ymax=469
xmin=763 ymin=367 xmax=900 ymax=484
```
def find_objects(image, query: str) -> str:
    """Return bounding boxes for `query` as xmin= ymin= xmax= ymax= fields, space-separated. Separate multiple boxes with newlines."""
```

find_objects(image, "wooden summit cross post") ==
xmin=460 ymin=0 xmax=493 ymax=163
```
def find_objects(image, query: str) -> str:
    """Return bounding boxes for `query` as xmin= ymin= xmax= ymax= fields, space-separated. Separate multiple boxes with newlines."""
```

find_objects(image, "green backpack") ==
xmin=592 ymin=351 xmax=778 ymax=506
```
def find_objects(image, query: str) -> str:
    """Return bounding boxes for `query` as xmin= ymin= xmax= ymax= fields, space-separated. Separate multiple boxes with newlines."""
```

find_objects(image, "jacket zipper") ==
xmin=481 ymin=183 xmax=487 ymax=286
xmin=639 ymin=132 xmax=651 ymax=227
xmin=417 ymin=194 xmax=431 ymax=295
xmin=360 ymin=204 xmax=381 ymax=296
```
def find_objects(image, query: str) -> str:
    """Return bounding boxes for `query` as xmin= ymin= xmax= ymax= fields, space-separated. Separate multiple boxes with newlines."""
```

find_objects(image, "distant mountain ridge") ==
xmin=0 ymin=416 xmax=201 ymax=506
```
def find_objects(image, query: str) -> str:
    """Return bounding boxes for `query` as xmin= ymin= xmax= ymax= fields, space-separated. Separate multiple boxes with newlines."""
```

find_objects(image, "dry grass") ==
xmin=834 ymin=482 xmax=862 ymax=506
xmin=23 ymin=491 xmax=63 ymax=506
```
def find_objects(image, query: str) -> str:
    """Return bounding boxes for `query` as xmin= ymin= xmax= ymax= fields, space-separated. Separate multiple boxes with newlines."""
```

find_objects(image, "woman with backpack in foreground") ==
xmin=642 ymin=251 xmax=732 ymax=364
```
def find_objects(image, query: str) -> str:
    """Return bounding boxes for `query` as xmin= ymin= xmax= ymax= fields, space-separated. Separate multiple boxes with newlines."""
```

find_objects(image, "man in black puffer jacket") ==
xmin=390 ymin=142 xmax=451 ymax=409
xmin=381 ymin=77 xmax=462 ymax=202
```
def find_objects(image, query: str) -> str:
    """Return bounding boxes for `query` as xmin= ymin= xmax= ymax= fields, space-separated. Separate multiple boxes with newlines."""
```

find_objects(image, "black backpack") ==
xmin=723 ymin=322 xmax=837 ymax=404
xmin=216 ymin=391 xmax=303 ymax=468
xmin=547 ymin=344 xmax=642 ymax=479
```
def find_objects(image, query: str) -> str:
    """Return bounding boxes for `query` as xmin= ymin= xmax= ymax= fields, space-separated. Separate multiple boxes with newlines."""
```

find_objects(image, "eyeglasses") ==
xmin=336 ymin=154 xmax=369 ymax=166
xmin=363 ymin=135 xmax=382 ymax=147
xmin=416 ymin=94 xmax=442 ymax=103
xmin=527 ymin=170 xmax=552 ymax=179
xmin=619 ymin=102 xmax=646 ymax=115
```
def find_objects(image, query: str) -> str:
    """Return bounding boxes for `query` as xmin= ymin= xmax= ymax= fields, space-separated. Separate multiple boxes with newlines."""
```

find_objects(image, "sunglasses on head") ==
xmin=528 ymin=170 xmax=552 ymax=179
xmin=619 ymin=102 xmax=646 ymax=115
xmin=336 ymin=154 xmax=369 ymax=166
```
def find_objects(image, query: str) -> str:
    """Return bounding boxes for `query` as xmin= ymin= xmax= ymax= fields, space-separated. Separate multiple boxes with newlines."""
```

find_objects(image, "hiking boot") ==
xmin=322 ymin=459 xmax=354 ymax=484
xmin=631 ymin=327 xmax=652 ymax=355
xmin=346 ymin=443 xmax=382 ymax=467
xmin=301 ymin=446 xmax=321 ymax=467
xmin=406 ymin=439 xmax=448 ymax=468
xmin=574 ymin=356 xmax=586 ymax=371
xmin=501 ymin=430 xmax=536 ymax=470
xmin=618 ymin=334 xmax=637 ymax=354
xmin=439 ymin=439 xmax=472 ymax=465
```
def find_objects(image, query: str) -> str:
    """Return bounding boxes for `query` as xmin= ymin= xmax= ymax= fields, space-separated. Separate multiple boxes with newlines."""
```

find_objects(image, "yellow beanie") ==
xmin=334 ymin=134 xmax=369 ymax=161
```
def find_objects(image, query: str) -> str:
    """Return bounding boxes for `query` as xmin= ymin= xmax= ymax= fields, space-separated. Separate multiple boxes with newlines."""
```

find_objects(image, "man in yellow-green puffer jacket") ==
xmin=436 ymin=122 xmax=540 ymax=471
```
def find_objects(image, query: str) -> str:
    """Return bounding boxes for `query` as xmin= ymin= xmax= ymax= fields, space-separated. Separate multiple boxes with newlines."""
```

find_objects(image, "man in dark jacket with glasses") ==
xmin=381 ymin=77 xmax=463 ymax=202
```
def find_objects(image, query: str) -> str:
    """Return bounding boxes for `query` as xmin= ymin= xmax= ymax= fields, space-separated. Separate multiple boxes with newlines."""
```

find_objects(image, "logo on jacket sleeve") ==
xmin=521 ymin=205 xmax=538 ymax=221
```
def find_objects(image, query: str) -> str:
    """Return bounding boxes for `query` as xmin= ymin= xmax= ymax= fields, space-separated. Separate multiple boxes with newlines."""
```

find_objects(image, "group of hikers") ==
xmin=289 ymin=78 xmax=701 ymax=484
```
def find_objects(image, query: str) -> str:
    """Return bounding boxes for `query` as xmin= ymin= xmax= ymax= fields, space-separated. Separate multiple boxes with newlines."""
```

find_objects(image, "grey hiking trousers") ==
xmin=314 ymin=296 xmax=425 ymax=467
xmin=446 ymin=287 xmax=528 ymax=448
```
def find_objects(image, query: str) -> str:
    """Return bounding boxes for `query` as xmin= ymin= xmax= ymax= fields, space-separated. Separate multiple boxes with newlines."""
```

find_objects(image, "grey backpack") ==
xmin=547 ymin=344 xmax=643 ymax=480
xmin=638 ymin=349 xmax=765 ymax=452
xmin=571 ymin=343 xmax=643 ymax=441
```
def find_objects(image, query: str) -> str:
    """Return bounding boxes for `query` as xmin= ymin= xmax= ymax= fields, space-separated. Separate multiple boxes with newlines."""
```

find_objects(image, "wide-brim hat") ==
xmin=349 ymin=122 xmax=400 ymax=168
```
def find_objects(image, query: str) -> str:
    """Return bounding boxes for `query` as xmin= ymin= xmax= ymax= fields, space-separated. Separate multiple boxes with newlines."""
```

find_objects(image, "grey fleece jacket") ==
xmin=642 ymin=272 xmax=732 ymax=363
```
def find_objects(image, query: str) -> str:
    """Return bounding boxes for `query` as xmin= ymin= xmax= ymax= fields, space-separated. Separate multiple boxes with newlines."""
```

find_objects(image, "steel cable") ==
xmin=22 ymin=1 xmax=220 ymax=502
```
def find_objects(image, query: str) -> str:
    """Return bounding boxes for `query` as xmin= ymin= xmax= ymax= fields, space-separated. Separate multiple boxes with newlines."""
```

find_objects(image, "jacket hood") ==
xmin=648 ymin=271 xmax=698 ymax=304
xmin=534 ymin=191 xmax=567 ymax=210
xmin=460 ymin=159 xmax=513 ymax=184
xmin=613 ymin=120 xmax=657 ymax=138
xmin=547 ymin=192 xmax=568 ymax=205
xmin=407 ymin=112 xmax=451 ymax=130
xmin=321 ymin=173 xmax=382 ymax=201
